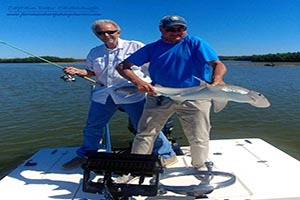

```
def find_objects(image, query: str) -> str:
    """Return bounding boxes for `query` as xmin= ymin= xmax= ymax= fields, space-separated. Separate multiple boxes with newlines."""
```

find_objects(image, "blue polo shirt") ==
xmin=126 ymin=35 xmax=219 ymax=88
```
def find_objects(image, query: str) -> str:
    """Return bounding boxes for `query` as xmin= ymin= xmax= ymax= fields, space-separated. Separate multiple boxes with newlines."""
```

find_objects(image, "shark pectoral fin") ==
xmin=213 ymin=100 xmax=228 ymax=113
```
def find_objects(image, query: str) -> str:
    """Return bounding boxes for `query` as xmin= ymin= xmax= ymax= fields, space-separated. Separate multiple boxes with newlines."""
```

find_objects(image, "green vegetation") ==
xmin=0 ymin=56 xmax=85 ymax=63
xmin=220 ymin=52 xmax=300 ymax=62
xmin=1 ymin=52 xmax=300 ymax=63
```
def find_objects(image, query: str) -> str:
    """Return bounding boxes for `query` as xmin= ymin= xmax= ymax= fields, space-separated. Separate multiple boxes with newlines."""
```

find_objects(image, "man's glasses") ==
xmin=96 ymin=30 xmax=118 ymax=36
xmin=165 ymin=27 xmax=187 ymax=33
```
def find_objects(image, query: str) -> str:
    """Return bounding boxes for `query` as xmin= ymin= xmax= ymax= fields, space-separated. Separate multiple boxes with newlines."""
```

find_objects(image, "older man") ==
xmin=62 ymin=19 xmax=176 ymax=170
xmin=117 ymin=15 xmax=227 ymax=168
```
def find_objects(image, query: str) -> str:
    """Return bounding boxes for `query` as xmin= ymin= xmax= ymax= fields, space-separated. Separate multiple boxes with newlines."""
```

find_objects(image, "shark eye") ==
xmin=258 ymin=93 xmax=262 ymax=96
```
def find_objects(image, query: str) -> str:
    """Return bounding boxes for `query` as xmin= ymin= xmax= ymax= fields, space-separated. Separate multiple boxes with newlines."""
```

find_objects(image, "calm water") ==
xmin=0 ymin=62 xmax=299 ymax=178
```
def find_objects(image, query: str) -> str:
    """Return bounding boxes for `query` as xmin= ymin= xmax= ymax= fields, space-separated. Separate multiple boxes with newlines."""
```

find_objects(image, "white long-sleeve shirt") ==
xmin=86 ymin=38 xmax=150 ymax=104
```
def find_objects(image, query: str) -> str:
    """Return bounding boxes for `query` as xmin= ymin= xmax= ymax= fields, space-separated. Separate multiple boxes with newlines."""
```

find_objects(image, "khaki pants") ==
xmin=131 ymin=95 xmax=211 ymax=168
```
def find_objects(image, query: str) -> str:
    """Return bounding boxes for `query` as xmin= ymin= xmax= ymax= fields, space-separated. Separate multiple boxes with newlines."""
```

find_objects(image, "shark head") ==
xmin=248 ymin=90 xmax=271 ymax=108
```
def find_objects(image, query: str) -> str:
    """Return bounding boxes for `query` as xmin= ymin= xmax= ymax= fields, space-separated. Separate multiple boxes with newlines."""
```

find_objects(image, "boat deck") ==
xmin=0 ymin=138 xmax=299 ymax=199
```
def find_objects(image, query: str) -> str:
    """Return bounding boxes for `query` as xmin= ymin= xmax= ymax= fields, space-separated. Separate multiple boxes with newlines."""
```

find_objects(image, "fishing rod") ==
xmin=0 ymin=40 xmax=97 ymax=84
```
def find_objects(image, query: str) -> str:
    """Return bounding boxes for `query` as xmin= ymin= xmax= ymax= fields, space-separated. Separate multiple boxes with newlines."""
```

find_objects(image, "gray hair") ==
xmin=91 ymin=19 xmax=121 ymax=35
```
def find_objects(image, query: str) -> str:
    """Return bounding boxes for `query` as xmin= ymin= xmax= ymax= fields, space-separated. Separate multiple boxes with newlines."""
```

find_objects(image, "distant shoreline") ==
xmin=222 ymin=61 xmax=300 ymax=67
xmin=0 ymin=61 xmax=85 ymax=65
xmin=1 ymin=60 xmax=300 ymax=67
xmin=1 ymin=52 xmax=299 ymax=66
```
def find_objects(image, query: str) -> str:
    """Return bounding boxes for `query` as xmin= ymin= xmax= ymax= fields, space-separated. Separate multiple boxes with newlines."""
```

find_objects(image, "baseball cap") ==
xmin=160 ymin=15 xmax=187 ymax=28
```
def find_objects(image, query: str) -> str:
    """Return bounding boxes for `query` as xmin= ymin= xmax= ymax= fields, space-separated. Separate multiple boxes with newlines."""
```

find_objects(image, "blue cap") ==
xmin=160 ymin=15 xmax=187 ymax=28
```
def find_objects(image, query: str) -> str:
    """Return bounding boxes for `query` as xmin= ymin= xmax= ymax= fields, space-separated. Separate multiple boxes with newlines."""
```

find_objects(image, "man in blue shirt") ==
xmin=62 ymin=19 xmax=176 ymax=170
xmin=117 ymin=15 xmax=227 ymax=168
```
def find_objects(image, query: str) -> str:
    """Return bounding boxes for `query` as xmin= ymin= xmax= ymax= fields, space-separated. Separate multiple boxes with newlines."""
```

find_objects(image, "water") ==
xmin=0 ymin=62 xmax=299 ymax=178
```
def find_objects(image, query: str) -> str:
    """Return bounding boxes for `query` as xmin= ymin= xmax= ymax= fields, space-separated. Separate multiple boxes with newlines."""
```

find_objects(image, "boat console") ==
xmin=82 ymin=152 xmax=163 ymax=199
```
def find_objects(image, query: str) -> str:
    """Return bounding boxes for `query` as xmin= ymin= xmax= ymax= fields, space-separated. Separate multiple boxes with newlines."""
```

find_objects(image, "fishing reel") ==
xmin=60 ymin=74 xmax=76 ymax=82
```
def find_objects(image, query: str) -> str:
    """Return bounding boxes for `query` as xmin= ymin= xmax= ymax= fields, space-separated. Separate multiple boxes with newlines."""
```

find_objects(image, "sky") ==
xmin=0 ymin=0 xmax=299 ymax=59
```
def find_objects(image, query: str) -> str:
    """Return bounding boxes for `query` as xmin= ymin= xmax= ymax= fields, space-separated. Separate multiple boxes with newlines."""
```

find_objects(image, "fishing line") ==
xmin=0 ymin=40 xmax=97 ymax=84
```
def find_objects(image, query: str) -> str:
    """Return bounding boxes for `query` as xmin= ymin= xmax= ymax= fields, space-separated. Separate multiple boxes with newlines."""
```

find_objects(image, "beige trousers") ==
xmin=131 ymin=95 xmax=211 ymax=168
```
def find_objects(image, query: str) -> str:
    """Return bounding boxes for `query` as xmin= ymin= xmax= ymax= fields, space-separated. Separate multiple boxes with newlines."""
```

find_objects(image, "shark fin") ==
xmin=193 ymin=76 xmax=210 ymax=87
xmin=213 ymin=100 xmax=228 ymax=113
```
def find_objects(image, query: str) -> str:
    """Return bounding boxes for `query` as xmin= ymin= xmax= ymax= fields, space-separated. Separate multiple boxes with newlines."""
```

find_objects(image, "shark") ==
xmin=115 ymin=82 xmax=271 ymax=113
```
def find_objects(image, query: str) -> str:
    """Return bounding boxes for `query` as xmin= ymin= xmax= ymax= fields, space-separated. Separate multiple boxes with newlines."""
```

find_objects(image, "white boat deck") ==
xmin=0 ymin=138 xmax=299 ymax=200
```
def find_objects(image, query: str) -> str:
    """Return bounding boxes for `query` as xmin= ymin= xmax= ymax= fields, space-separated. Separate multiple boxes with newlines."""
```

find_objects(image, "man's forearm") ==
xmin=209 ymin=60 xmax=227 ymax=85
xmin=117 ymin=61 xmax=156 ymax=94
xmin=117 ymin=61 xmax=141 ymax=85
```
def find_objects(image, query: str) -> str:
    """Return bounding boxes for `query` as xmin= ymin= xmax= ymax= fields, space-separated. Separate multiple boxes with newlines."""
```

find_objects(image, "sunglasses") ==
xmin=96 ymin=30 xmax=118 ymax=35
xmin=165 ymin=27 xmax=187 ymax=33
